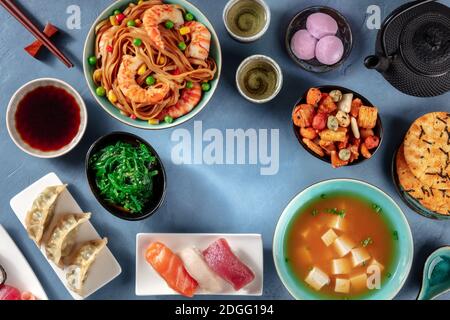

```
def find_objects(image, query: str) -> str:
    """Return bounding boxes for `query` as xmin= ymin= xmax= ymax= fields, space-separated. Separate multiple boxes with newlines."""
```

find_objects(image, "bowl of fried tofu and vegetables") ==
xmin=292 ymin=86 xmax=383 ymax=168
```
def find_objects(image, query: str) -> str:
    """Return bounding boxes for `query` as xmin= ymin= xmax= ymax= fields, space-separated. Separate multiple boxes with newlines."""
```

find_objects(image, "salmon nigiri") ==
xmin=145 ymin=242 xmax=198 ymax=297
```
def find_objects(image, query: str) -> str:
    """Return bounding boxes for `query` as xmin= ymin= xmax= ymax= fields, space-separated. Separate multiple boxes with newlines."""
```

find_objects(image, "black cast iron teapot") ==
xmin=365 ymin=0 xmax=450 ymax=97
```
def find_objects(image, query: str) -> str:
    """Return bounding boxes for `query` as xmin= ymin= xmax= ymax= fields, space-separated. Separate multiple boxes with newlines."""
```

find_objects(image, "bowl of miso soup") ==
xmin=273 ymin=179 xmax=413 ymax=300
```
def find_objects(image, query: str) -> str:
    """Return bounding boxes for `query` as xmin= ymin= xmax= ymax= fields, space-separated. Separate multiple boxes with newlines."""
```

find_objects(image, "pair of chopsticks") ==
xmin=0 ymin=0 xmax=73 ymax=68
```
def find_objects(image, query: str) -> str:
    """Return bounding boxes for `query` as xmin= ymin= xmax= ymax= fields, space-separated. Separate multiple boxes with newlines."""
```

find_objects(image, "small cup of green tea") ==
xmin=236 ymin=55 xmax=283 ymax=104
xmin=223 ymin=0 xmax=271 ymax=42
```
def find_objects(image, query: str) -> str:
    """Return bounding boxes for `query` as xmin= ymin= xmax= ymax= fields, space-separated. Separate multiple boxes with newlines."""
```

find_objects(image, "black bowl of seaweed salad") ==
xmin=86 ymin=132 xmax=167 ymax=221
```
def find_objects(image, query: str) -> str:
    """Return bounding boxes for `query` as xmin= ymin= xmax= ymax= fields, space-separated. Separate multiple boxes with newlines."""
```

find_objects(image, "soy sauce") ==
xmin=15 ymin=86 xmax=81 ymax=152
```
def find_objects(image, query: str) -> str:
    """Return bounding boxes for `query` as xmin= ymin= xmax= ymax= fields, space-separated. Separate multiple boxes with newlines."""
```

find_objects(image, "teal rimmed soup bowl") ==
xmin=83 ymin=0 xmax=222 ymax=130
xmin=273 ymin=179 xmax=413 ymax=300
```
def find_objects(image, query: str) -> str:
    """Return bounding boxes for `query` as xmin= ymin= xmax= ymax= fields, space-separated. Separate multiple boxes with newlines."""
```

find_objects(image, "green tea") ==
xmin=226 ymin=0 xmax=267 ymax=38
xmin=238 ymin=60 xmax=278 ymax=100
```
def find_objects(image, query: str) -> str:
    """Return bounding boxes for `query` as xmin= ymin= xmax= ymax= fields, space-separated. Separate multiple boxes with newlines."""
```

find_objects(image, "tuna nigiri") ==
xmin=179 ymin=247 xmax=227 ymax=293
xmin=145 ymin=242 xmax=198 ymax=297
xmin=203 ymin=238 xmax=255 ymax=291
xmin=0 ymin=285 xmax=21 ymax=300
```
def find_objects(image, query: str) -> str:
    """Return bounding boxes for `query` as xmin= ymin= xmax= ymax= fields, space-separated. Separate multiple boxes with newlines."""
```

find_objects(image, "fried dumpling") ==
xmin=45 ymin=213 xmax=91 ymax=267
xmin=66 ymin=238 xmax=107 ymax=296
xmin=25 ymin=185 xmax=67 ymax=246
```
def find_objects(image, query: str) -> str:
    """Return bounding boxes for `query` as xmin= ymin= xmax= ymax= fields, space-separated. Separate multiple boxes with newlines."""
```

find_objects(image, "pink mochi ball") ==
xmin=315 ymin=35 xmax=344 ymax=65
xmin=291 ymin=29 xmax=317 ymax=60
xmin=306 ymin=12 xmax=338 ymax=39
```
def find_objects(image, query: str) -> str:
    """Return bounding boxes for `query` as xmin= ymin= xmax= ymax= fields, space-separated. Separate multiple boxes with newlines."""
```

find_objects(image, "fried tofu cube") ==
xmin=293 ymin=104 xmax=315 ymax=128
xmin=306 ymin=88 xmax=322 ymax=106
xmin=358 ymin=106 xmax=378 ymax=129
xmin=300 ymin=127 xmax=318 ymax=140
xmin=333 ymin=235 xmax=356 ymax=257
xmin=332 ymin=258 xmax=353 ymax=275
xmin=335 ymin=278 xmax=351 ymax=294
xmin=331 ymin=150 xmax=349 ymax=169
xmin=350 ymin=98 xmax=362 ymax=118
xmin=367 ymin=259 xmax=385 ymax=272
xmin=296 ymin=247 xmax=313 ymax=264
xmin=361 ymin=142 xmax=372 ymax=159
xmin=305 ymin=267 xmax=330 ymax=291
xmin=349 ymin=272 xmax=368 ymax=291
xmin=319 ymin=139 xmax=336 ymax=155
xmin=303 ymin=138 xmax=325 ymax=157
xmin=319 ymin=96 xmax=338 ymax=114
xmin=327 ymin=216 xmax=346 ymax=231
xmin=351 ymin=247 xmax=371 ymax=267
xmin=321 ymin=229 xmax=338 ymax=247
xmin=319 ymin=128 xmax=348 ymax=142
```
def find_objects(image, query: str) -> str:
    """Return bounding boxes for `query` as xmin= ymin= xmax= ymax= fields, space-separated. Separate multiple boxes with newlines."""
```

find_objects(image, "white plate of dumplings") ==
xmin=9 ymin=172 xmax=122 ymax=300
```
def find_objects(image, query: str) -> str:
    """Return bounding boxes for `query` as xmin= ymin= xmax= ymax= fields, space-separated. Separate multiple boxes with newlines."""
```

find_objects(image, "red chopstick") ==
xmin=0 ymin=0 xmax=73 ymax=68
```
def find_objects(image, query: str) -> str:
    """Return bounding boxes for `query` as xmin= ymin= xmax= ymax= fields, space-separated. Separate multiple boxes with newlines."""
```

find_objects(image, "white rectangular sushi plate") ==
xmin=136 ymin=233 xmax=263 ymax=296
xmin=9 ymin=172 xmax=122 ymax=300
xmin=0 ymin=224 xmax=48 ymax=300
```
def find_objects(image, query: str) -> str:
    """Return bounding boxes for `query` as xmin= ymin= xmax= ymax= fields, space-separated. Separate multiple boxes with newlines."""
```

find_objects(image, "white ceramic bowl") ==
xmin=223 ymin=0 xmax=271 ymax=42
xmin=6 ymin=78 xmax=88 ymax=158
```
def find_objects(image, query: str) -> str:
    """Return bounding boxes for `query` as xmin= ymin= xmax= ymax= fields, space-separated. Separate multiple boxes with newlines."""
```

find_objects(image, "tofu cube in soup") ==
xmin=321 ymin=229 xmax=338 ymax=247
xmin=349 ymin=272 xmax=368 ymax=291
xmin=351 ymin=247 xmax=371 ymax=267
xmin=333 ymin=235 xmax=356 ymax=257
xmin=332 ymin=257 xmax=352 ymax=275
xmin=367 ymin=259 xmax=385 ymax=272
xmin=327 ymin=215 xmax=346 ymax=231
xmin=305 ymin=267 xmax=330 ymax=291
xmin=335 ymin=278 xmax=351 ymax=294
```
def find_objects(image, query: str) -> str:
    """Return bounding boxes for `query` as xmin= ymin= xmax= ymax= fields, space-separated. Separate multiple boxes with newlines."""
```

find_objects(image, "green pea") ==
xmin=185 ymin=12 xmax=195 ymax=21
xmin=88 ymin=56 xmax=97 ymax=66
xmin=133 ymin=38 xmax=142 ymax=46
xmin=178 ymin=41 xmax=187 ymax=51
xmin=201 ymin=82 xmax=211 ymax=92
xmin=165 ymin=20 xmax=174 ymax=29
xmin=96 ymin=86 xmax=106 ymax=97
xmin=146 ymin=76 xmax=156 ymax=86
xmin=127 ymin=20 xmax=136 ymax=27
xmin=164 ymin=115 xmax=174 ymax=124
xmin=186 ymin=81 xmax=193 ymax=89
xmin=113 ymin=9 xmax=121 ymax=15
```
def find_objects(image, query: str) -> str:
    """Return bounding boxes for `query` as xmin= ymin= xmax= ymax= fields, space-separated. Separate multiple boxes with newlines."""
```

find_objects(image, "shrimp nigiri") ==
xmin=146 ymin=242 xmax=198 ymax=297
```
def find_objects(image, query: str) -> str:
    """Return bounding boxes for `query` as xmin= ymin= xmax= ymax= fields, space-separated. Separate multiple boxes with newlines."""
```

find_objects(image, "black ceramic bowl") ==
xmin=391 ymin=143 xmax=450 ymax=220
xmin=85 ymin=132 xmax=167 ymax=221
xmin=285 ymin=6 xmax=353 ymax=73
xmin=293 ymin=86 xmax=383 ymax=166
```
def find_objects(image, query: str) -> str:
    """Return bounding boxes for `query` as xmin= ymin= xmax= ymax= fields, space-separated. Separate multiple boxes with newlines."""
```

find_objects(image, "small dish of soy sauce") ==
xmin=6 ymin=78 xmax=87 ymax=158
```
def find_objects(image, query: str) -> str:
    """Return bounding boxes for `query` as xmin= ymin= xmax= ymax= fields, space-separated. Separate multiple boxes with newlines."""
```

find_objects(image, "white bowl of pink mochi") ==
xmin=285 ymin=6 xmax=353 ymax=73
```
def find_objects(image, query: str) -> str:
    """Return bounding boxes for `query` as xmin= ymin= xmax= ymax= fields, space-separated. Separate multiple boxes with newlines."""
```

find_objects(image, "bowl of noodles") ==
xmin=83 ymin=0 xmax=221 ymax=129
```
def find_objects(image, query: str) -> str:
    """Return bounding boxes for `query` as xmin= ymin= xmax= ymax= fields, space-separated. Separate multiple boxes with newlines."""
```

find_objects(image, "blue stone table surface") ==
xmin=0 ymin=0 xmax=449 ymax=300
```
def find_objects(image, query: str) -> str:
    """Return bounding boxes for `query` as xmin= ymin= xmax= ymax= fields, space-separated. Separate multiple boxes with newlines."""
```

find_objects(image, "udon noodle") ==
xmin=92 ymin=0 xmax=217 ymax=122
